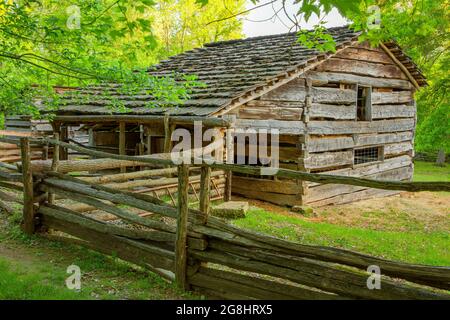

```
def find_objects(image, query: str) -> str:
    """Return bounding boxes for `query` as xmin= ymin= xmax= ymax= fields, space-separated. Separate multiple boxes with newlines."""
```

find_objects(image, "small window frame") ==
xmin=353 ymin=145 xmax=384 ymax=167
xmin=356 ymin=84 xmax=373 ymax=121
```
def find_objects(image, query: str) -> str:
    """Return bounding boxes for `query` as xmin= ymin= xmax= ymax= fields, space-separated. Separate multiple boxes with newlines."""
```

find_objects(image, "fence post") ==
xmin=20 ymin=137 xmax=35 ymax=235
xmin=199 ymin=166 xmax=211 ymax=219
xmin=175 ymin=164 xmax=189 ymax=290
xmin=48 ymin=133 xmax=60 ymax=204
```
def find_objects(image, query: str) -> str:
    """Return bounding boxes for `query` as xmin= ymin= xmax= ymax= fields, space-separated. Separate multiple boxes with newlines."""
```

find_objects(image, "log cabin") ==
xmin=8 ymin=26 xmax=427 ymax=207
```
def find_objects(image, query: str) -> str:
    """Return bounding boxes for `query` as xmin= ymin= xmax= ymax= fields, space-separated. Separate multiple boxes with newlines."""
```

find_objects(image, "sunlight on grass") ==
xmin=413 ymin=161 xmax=450 ymax=182
xmin=233 ymin=208 xmax=450 ymax=266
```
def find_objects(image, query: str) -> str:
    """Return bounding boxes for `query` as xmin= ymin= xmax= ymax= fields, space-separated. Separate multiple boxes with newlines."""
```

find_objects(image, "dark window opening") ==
xmin=357 ymin=86 xmax=372 ymax=121
xmin=354 ymin=147 xmax=383 ymax=165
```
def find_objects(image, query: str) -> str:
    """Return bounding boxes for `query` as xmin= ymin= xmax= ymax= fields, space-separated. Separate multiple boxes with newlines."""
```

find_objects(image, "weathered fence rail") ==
xmin=0 ymin=136 xmax=449 ymax=300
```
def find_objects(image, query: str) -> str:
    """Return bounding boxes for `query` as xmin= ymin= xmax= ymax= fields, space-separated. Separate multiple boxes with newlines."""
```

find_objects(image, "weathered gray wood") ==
xmin=41 ymin=183 xmax=176 ymax=233
xmin=175 ymin=164 xmax=190 ymax=290
xmin=232 ymin=176 xmax=300 ymax=195
xmin=261 ymin=78 xmax=306 ymax=101
xmin=384 ymin=142 xmax=414 ymax=156
xmin=82 ymin=168 xmax=178 ymax=184
xmin=309 ymin=103 xmax=356 ymax=120
xmin=305 ymin=165 xmax=413 ymax=204
xmin=307 ymin=119 xmax=415 ymax=135
xmin=235 ymin=119 xmax=306 ymax=134
xmin=307 ymin=136 xmax=355 ymax=153
xmin=192 ymin=266 xmax=344 ymax=300
xmin=335 ymin=46 xmax=396 ymax=64
xmin=238 ymin=105 xmax=304 ymax=121
xmin=302 ymin=150 xmax=353 ymax=170
xmin=119 ymin=122 xmax=126 ymax=173
xmin=42 ymin=177 xmax=178 ymax=218
xmin=53 ymin=115 xmax=230 ymax=127
xmin=306 ymin=186 xmax=400 ymax=207
xmin=372 ymin=91 xmax=412 ymax=105
xmin=39 ymin=204 xmax=175 ymax=242
xmin=306 ymin=155 xmax=413 ymax=187
xmin=312 ymin=87 xmax=357 ymax=105
xmin=40 ymin=214 xmax=175 ymax=271
xmin=190 ymin=246 xmax=448 ymax=300
xmin=20 ymin=138 xmax=35 ymax=235
xmin=0 ymin=189 xmax=23 ymax=205
xmin=371 ymin=104 xmax=416 ymax=119
xmin=199 ymin=166 xmax=211 ymax=218
xmin=316 ymin=58 xmax=407 ymax=79
xmin=354 ymin=132 xmax=413 ymax=148
xmin=203 ymin=218 xmax=450 ymax=289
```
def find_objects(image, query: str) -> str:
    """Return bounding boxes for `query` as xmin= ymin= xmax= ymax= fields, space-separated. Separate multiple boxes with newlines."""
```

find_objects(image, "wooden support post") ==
xmin=119 ymin=122 xmax=126 ymax=173
xmin=60 ymin=126 xmax=69 ymax=160
xmin=175 ymin=164 xmax=189 ymax=290
xmin=224 ymin=170 xmax=232 ymax=202
xmin=199 ymin=166 xmax=211 ymax=219
xmin=48 ymin=133 xmax=60 ymax=204
xmin=20 ymin=138 xmax=35 ymax=234
xmin=163 ymin=113 xmax=171 ymax=154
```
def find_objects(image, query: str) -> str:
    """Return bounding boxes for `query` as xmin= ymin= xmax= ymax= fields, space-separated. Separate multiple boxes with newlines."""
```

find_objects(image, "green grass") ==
xmin=232 ymin=161 xmax=450 ymax=266
xmin=413 ymin=161 xmax=450 ymax=182
xmin=0 ymin=209 xmax=199 ymax=300
xmin=0 ymin=258 xmax=91 ymax=300
xmin=233 ymin=208 xmax=450 ymax=266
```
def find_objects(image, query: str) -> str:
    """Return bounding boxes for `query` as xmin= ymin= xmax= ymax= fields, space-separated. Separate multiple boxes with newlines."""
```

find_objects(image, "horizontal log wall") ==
xmin=300 ymin=43 xmax=416 ymax=205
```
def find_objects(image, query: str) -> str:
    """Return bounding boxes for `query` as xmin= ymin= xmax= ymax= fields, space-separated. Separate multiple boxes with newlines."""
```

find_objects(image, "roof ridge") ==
xmin=203 ymin=25 xmax=353 ymax=48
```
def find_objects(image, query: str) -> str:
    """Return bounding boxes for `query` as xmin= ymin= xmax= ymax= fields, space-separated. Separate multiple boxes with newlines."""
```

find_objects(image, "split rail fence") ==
xmin=0 ymin=135 xmax=449 ymax=300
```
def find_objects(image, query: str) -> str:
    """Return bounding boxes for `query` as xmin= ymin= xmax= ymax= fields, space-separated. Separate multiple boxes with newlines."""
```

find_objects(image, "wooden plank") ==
xmin=20 ymin=138 xmax=35 ymax=235
xmin=384 ymin=142 xmax=414 ymax=156
xmin=40 ymin=214 xmax=175 ymax=272
xmin=235 ymin=119 xmax=306 ymax=135
xmin=202 ymin=218 xmax=450 ymax=290
xmin=238 ymin=105 xmax=303 ymax=121
xmin=175 ymin=165 xmax=189 ymax=290
xmin=335 ymin=46 xmax=394 ymax=64
xmin=306 ymin=187 xmax=401 ymax=207
xmin=199 ymin=166 xmax=211 ymax=218
xmin=315 ymin=58 xmax=407 ymax=79
xmin=307 ymin=119 xmax=415 ymax=135
xmin=372 ymin=104 xmax=416 ymax=119
xmin=307 ymin=136 xmax=355 ymax=153
xmin=191 ymin=266 xmax=343 ymax=300
xmin=312 ymin=87 xmax=357 ymax=104
xmin=306 ymin=155 xmax=413 ymax=187
xmin=372 ymin=91 xmax=412 ymax=105
xmin=354 ymin=132 xmax=413 ymax=147
xmin=119 ymin=122 xmax=126 ymax=173
xmin=261 ymin=78 xmax=306 ymax=101
xmin=304 ymin=165 xmax=413 ymax=204
xmin=302 ymin=150 xmax=354 ymax=170
xmin=232 ymin=176 xmax=300 ymax=195
xmin=307 ymin=71 xmax=412 ymax=89
xmin=309 ymin=103 xmax=356 ymax=120
xmin=232 ymin=185 xmax=302 ymax=207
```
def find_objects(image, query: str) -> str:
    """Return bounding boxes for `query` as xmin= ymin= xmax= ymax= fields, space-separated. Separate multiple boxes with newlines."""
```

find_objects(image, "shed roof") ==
xmin=48 ymin=26 xmax=426 ymax=117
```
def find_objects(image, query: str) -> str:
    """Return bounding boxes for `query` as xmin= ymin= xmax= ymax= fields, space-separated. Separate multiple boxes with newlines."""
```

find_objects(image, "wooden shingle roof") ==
xmin=49 ymin=26 xmax=426 ymax=117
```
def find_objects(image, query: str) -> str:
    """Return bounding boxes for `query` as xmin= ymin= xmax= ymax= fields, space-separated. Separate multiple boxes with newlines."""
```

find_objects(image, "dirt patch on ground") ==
xmin=233 ymin=191 xmax=450 ymax=233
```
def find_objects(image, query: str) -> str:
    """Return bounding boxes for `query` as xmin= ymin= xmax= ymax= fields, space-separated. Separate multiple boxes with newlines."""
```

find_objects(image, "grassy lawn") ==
xmin=413 ymin=161 xmax=450 ymax=182
xmin=233 ymin=161 xmax=450 ymax=266
xmin=0 ymin=210 xmax=198 ymax=300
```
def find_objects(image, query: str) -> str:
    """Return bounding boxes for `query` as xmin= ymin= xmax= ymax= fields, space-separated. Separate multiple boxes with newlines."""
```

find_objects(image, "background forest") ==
xmin=0 ymin=0 xmax=448 ymax=154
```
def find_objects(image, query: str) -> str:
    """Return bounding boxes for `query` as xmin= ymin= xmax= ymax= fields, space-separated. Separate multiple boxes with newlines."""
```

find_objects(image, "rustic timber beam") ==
xmin=380 ymin=43 xmax=422 ymax=90
xmin=52 ymin=115 xmax=231 ymax=128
